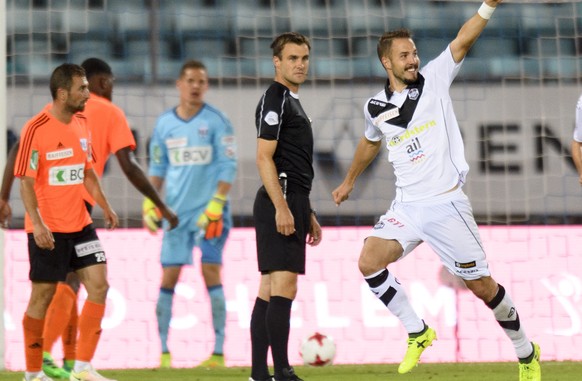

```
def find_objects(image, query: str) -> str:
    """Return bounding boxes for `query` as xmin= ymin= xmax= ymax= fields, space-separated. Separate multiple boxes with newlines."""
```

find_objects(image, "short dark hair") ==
xmin=377 ymin=28 xmax=413 ymax=62
xmin=270 ymin=32 xmax=311 ymax=59
xmin=49 ymin=63 xmax=86 ymax=100
xmin=179 ymin=60 xmax=207 ymax=78
xmin=81 ymin=57 xmax=112 ymax=79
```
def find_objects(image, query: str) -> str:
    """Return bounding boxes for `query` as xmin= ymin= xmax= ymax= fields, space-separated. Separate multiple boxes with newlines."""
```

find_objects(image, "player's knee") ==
xmin=358 ymin=249 xmax=381 ymax=276
xmin=86 ymin=280 xmax=110 ymax=302
xmin=464 ymin=276 xmax=497 ymax=302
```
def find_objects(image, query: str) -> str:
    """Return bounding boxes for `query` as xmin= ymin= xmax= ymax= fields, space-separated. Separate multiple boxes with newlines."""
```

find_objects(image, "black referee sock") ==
xmin=250 ymin=297 xmax=270 ymax=380
xmin=267 ymin=296 xmax=293 ymax=378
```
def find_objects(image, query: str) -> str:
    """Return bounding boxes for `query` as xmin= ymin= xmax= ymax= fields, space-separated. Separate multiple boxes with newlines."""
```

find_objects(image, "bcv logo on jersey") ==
xmin=169 ymin=146 xmax=213 ymax=166
xmin=48 ymin=164 xmax=85 ymax=185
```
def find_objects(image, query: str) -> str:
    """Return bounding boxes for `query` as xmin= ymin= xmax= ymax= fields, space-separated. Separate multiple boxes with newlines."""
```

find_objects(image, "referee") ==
xmin=249 ymin=32 xmax=322 ymax=381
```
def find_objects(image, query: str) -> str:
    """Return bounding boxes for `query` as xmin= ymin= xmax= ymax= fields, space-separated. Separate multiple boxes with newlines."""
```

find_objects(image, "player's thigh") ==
xmin=27 ymin=233 xmax=71 ymax=282
xmin=363 ymin=208 xmax=422 ymax=275
xmin=69 ymin=225 xmax=109 ymax=272
xmin=424 ymin=195 xmax=490 ymax=280
xmin=199 ymin=227 xmax=229 ymax=265
xmin=161 ymin=224 xmax=196 ymax=266
xmin=254 ymin=188 xmax=309 ymax=274
xmin=359 ymin=237 xmax=406 ymax=276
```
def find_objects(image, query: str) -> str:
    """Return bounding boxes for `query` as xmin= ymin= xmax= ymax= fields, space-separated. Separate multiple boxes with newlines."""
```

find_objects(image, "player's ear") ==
xmin=381 ymin=56 xmax=391 ymax=71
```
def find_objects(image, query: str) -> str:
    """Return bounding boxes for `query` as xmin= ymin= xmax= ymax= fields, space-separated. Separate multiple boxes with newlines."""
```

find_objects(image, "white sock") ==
xmin=487 ymin=284 xmax=533 ymax=359
xmin=74 ymin=360 xmax=91 ymax=373
xmin=364 ymin=269 xmax=424 ymax=333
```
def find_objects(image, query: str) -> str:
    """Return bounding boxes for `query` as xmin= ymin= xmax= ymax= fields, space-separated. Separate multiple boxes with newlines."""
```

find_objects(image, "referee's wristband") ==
xmin=478 ymin=2 xmax=496 ymax=20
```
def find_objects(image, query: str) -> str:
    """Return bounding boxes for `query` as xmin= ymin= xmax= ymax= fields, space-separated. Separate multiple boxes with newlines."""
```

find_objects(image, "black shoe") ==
xmin=275 ymin=367 xmax=304 ymax=381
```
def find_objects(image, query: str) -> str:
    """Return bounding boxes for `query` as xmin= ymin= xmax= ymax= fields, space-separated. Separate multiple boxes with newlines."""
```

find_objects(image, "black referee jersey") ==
xmin=255 ymin=81 xmax=314 ymax=194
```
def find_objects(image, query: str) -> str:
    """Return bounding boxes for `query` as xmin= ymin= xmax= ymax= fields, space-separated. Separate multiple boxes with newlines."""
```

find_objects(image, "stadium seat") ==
xmin=238 ymin=36 xmax=273 ymax=58
xmin=68 ymin=37 xmax=114 ymax=63
xmin=233 ymin=8 xmax=291 ymax=39
xmin=61 ymin=9 xmax=113 ymax=37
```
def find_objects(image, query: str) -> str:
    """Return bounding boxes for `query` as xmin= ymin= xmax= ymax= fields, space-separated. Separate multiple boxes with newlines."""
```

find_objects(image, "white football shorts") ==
xmin=368 ymin=187 xmax=491 ymax=280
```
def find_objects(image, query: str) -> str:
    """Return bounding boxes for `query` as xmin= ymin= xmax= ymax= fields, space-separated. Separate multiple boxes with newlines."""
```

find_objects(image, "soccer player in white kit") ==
xmin=332 ymin=1 xmax=541 ymax=380
xmin=571 ymin=94 xmax=582 ymax=185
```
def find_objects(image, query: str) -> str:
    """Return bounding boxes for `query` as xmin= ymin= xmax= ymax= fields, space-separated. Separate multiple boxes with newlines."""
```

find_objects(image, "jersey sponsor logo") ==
xmin=374 ymin=108 xmax=400 ymax=127
xmin=46 ymin=148 xmax=74 ymax=160
xmin=75 ymin=240 xmax=104 ymax=257
xmin=169 ymin=146 xmax=212 ymax=166
xmin=388 ymin=120 xmax=437 ymax=147
xmin=48 ymin=163 xmax=85 ymax=185
xmin=30 ymin=150 xmax=39 ymax=170
xmin=80 ymin=138 xmax=88 ymax=151
xmin=406 ymin=137 xmax=426 ymax=164
xmin=165 ymin=137 xmax=188 ymax=149
xmin=455 ymin=261 xmax=477 ymax=269
xmin=264 ymin=111 xmax=279 ymax=126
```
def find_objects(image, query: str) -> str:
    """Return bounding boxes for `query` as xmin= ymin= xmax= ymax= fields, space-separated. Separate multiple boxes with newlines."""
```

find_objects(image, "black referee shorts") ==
xmin=27 ymin=224 xmax=107 ymax=282
xmin=253 ymin=186 xmax=311 ymax=274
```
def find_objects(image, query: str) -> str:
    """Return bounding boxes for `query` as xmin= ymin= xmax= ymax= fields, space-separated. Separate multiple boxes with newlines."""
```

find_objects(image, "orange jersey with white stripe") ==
xmin=15 ymin=109 xmax=93 ymax=233
xmin=81 ymin=93 xmax=136 ymax=204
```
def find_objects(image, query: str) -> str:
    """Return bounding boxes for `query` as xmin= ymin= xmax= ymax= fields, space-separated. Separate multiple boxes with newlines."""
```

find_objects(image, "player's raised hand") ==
xmin=197 ymin=193 xmax=227 ymax=240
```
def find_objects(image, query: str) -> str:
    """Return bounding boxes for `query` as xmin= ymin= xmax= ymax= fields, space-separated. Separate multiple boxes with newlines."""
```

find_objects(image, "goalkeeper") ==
xmin=145 ymin=60 xmax=237 ymax=369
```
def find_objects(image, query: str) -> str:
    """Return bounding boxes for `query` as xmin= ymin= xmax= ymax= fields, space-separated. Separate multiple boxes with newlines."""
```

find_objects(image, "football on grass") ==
xmin=300 ymin=332 xmax=336 ymax=366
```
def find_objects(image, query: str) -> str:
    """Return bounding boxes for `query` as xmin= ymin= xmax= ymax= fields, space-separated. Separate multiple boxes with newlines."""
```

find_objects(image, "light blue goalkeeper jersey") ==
xmin=148 ymin=104 xmax=237 ymax=223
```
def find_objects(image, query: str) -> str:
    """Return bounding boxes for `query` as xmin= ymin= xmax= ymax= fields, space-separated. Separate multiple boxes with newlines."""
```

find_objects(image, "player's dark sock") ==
xmin=250 ymin=297 xmax=270 ymax=380
xmin=267 ymin=296 xmax=293 ymax=378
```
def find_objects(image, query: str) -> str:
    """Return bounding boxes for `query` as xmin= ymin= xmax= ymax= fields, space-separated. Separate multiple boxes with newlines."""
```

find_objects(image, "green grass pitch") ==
xmin=0 ymin=362 xmax=580 ymax=381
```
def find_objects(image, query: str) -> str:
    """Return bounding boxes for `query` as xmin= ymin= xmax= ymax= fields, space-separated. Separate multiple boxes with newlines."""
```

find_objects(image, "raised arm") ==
xmin=449 ymin=0 xmax=503 ymax=63
xmin=332 ymin=137 xmax=382 ymax=206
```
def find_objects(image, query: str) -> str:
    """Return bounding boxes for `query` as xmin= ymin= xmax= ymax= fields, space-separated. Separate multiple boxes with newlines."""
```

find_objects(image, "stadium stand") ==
xmin=5 ymin=0 xmax=582 ymax=82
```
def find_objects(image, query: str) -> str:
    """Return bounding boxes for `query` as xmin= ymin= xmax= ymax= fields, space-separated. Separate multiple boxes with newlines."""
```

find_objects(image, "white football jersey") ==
xmin=364 ymin=45 xmax=469 ymax=202
xmin=574 ymin=93 xmax=582 ymax=142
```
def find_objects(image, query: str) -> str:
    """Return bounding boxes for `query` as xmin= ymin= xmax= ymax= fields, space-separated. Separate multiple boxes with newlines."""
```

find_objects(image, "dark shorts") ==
xmin=253 ymin=186 xmax=311 ymax=274
xmin=28 ymin=224 xmax=107 ymax=282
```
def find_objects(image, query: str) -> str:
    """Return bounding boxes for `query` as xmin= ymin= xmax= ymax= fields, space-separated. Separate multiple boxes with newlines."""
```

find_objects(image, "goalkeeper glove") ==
xmin=142 ymin=198 xmax=162 ymax=233
xmin=197 ymin=193 xmax=227 ymax=240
